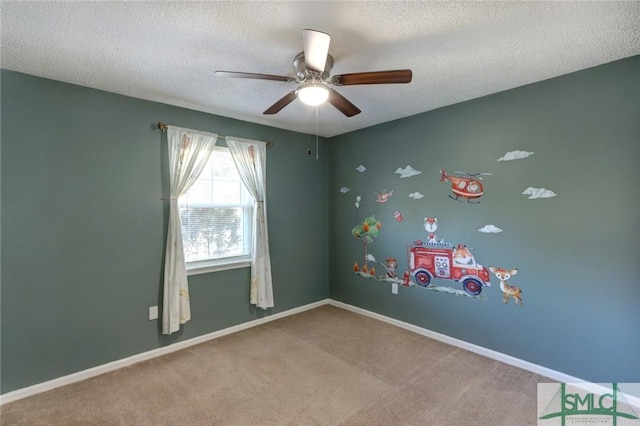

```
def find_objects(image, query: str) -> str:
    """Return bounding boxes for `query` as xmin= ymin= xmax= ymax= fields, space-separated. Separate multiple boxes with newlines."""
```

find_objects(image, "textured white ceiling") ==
xmin=2 ymin=1 xmax=639 ymax=137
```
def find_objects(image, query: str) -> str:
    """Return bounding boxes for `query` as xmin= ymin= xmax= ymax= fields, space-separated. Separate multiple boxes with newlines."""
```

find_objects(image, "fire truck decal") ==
xmin=408 ymin=241 xmax=491 ymax=296
xmin=352 ymin=215 xmax=492 ymax=299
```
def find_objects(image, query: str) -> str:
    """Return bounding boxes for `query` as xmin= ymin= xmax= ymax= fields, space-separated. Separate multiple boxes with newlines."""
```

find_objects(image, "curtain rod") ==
xmin=157 ymin=122 xmax=273 ymax=147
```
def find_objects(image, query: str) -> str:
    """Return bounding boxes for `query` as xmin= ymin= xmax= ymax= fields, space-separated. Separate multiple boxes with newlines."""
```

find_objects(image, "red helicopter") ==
xmin=440 ymin=169 xmax=492 ymax=203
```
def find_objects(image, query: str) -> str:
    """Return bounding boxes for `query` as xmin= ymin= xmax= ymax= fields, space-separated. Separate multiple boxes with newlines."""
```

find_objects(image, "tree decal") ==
xmin=352 ymin=215 xmax=382 ymax=270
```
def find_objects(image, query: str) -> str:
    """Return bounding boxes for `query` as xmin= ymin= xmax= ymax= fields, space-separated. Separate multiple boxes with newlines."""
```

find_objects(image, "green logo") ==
xmin=538 ymin=383 xmax=639 ymax=426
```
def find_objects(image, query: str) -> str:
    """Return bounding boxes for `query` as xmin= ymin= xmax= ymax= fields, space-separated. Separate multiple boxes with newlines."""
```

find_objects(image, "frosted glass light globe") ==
xmin=297 ymin=84 xmax=329 ymax=106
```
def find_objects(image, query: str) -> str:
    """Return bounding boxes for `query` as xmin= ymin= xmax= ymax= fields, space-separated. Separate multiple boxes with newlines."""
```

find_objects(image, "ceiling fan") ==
xmin=214 ymin=29 xmax=413 ymax=117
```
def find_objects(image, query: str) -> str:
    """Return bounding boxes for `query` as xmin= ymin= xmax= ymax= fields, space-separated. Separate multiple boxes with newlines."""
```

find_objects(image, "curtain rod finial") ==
xmin=157 ymin=122 xmax=168 ymax=131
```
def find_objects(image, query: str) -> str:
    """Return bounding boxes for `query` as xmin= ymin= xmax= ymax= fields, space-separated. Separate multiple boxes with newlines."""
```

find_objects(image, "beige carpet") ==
xmin=0 ymin=305 xmax=552 ymax=425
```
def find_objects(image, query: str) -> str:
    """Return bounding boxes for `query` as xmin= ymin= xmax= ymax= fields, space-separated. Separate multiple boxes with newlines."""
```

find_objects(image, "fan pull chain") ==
xmin=306 ymin=104 xmax=312 ymax=156
xmin=315 ymin=106 xmax=319 ymax=160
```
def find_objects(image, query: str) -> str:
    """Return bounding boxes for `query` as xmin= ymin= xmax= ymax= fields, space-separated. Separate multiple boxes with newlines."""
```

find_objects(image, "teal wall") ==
xmin=2 ymin=56 xmax=639 ymax=394
xmin=0 ymin=70 xmax=329 ymax=394
xmin=328 ymin=56 xmax=640 ymax=383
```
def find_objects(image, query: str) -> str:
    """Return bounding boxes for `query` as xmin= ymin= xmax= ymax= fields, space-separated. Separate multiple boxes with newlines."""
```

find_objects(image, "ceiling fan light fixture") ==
xmin=297 ymin=84 xmax=329 ymax=106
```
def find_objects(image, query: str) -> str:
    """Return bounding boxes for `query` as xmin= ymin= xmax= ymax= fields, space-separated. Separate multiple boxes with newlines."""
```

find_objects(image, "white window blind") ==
xmin=178 ymin=146 xmax=252 ymax=271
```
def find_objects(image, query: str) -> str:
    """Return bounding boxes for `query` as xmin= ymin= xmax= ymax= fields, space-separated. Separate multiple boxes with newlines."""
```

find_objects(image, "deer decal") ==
xmin=489 ymin=266 xmax=523 ymax=307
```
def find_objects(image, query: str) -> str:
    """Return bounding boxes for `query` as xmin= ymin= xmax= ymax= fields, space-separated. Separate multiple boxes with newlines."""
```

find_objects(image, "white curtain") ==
xmin=163 ymin=126 xmax=218 ymax=334
xmin=226 ymin=137 xmax=274 ymax=309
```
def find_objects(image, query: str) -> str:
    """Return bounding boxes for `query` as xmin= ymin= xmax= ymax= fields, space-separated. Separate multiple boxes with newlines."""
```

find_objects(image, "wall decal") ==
xmin=439 ymin=169 xmax=491 ymax=203
xmin=408 ymin=192 xmax=424 ymax=200
xmin=356 ymin=165 xmax=367 ymax=173
xmin=423 ymin=217 xmax=443 ymax=243
xmin=385 ymin=257 xmax=398 ymax=278
xmin=366 ymin=254 xmax=398 ymax=279
xmin=354 ymin=195 xmax=361 ymax=208
xmin=408 ymin=240 xmax=491 ymax=296
xmin=489 ymin=267 xmax=523 ymax=307
xmin=453 ymin=244 xmax=474 ymax=265
xmin=375 ymin=190 xmax=394 ymax=203
xmin=497 ymin=150 xmax=534 ymax=161
xmin=351 ymin=215 xmax=490 ymax=299
xmin=393 ymin=210 xmax=403 ymax=222
xmin=351 ymin=215 xmax=382 ymax=270
xmin=479 ymin=224 xmax=503 ymax=233
xmin=522 ymin=187 xmax=557 ymax=199
xmin=340 ymin=187 xmax=350 ymax=193
xmin=395 ymin=165 xmax=422 ymax=178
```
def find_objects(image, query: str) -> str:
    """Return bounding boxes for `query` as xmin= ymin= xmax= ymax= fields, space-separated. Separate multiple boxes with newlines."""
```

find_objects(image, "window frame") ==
xmin=179 ymin=146 xmax=253 ymax=275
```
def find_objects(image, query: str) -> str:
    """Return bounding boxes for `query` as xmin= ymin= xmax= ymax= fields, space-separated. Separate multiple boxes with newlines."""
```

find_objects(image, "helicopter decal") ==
xmin=375 ymin=190 xmax=394 ymax=203
xmin=440 ymin=169 xmax=492 ymax=203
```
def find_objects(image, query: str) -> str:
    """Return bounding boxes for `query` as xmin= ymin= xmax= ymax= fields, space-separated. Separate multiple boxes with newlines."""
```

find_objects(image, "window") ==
xmin=179 ymin=146 xmax=253 ymax=274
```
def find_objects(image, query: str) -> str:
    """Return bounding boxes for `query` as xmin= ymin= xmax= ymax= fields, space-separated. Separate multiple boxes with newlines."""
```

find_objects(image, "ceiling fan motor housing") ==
xmin=294 ymin=52 xmax=334 ymax=82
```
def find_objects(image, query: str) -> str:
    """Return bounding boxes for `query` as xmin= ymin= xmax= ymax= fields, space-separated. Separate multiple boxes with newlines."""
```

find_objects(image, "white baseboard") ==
xmin=332 ymin=300 xmax=639 ymax=409
xmin=0 ymin=299 xmax=330 ymax=405
xmin=328 ymin=299 xmax=584 ymax=383
xmin=5 ymin=298 xmax=632 ymax=408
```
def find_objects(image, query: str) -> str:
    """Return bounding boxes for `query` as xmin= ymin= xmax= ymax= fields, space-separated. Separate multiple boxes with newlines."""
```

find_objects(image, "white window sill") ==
xmin=186 ymin=257 xmax=251 ymax=276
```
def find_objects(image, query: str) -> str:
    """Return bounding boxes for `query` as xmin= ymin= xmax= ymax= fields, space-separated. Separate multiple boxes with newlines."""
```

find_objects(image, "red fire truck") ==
xmin=407 ymin=241 xmax=491 ymax=296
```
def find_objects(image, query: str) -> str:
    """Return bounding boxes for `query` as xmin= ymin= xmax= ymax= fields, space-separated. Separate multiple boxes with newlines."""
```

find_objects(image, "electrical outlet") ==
xmin=392 ymin=283 xmax=398 ymax=295
xmin=148 ymin=306 xmax=158 ymax=320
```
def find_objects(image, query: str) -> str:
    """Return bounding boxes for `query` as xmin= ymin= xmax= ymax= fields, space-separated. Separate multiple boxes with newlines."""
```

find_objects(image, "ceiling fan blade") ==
xmin=327 ymin=88 xmax=361 ymax=117
xmin=303 ymin=29 xmax=331 ymax=73
xmin=332 ymin=69 xmax=413 ymax=86
xmin=215 ymin=71 xmax=295 ymax=83
xmin=263 ymin=91 xmax=298 ymax=115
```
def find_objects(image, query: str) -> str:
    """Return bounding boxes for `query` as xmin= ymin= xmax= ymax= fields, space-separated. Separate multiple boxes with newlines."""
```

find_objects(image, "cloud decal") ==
xmin=339 ymin=187 xmax=350 ymax=194
xmin=408 ymin=192 xmax=424 ymax=200
xmin=395 ymin=165 xmax=422 ymax=178
xmin=478 ymin=225 xmax=503 ymax=233
xmin=522 ymin=187 xmax=557 ymax=199
xmin=498 ymin=150 xmax=534 ymax=161
xmin=356 ymin=165 xmax=367 ymax=173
